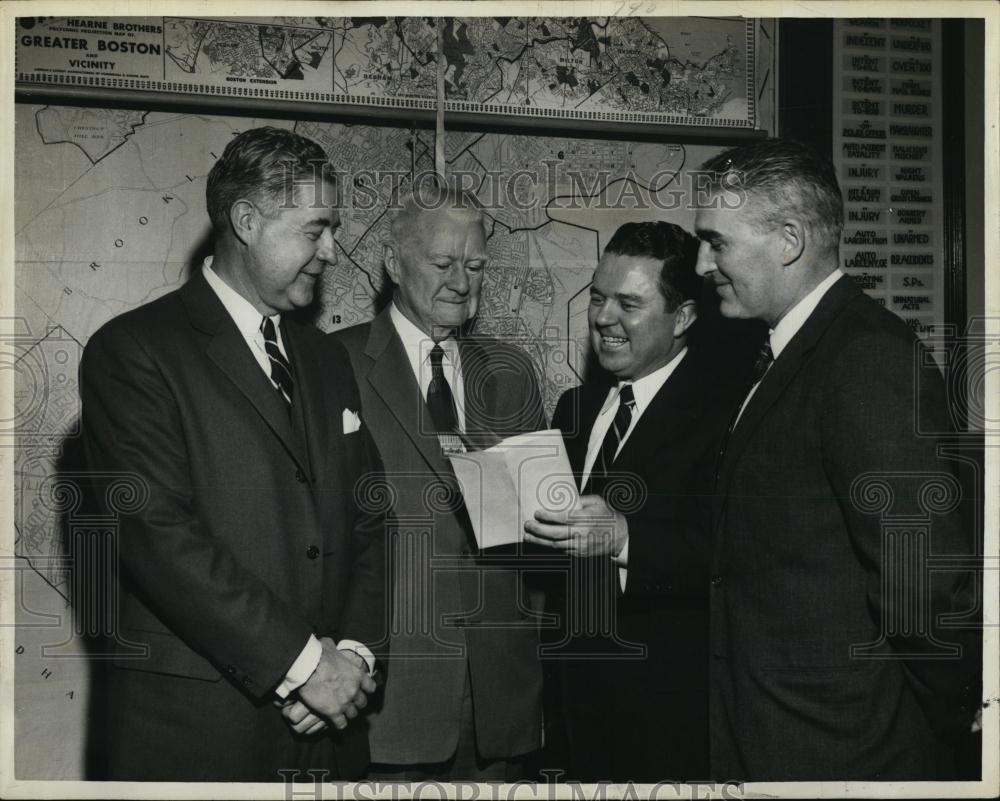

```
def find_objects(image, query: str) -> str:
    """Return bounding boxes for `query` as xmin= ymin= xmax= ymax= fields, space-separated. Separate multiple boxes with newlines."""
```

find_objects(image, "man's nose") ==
xmin=446 ymin=263 xmax=470 ymax=294
xmin=695 ymin=240 xmax=714 ymax=277
xmin=317 ymin=229 xmax=338 ymax=266
xmin=593 ymin=300 xmax=616 ymax=328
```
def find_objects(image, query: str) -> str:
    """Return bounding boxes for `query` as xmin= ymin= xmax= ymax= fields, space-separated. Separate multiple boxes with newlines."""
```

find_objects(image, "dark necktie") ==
xmin=749 ymin=340 xmax=774 ymax=385
xmin=584 ymin=384 xmax=636 ymax=496
xmin=427 ymin=344 xmax=459 ymax=433
xmin=715 ymin=339 xmax=773 ymax=485
xmin=260 ymin=316 xmax=294 ymax=407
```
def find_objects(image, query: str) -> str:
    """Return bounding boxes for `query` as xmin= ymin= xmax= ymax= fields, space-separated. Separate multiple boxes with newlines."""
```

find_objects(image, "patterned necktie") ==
xmin=427 ymin=344 xmax=459 ymax=433
xmin=584 ymin=384 xmax=636 ymax=496
xmin=749 ymin=340 xmax=774 ymax=385
xmin=714 ymin=338 xmax=773 ymax=485
xmin=260 ymin=316 xmax=294 ymax=407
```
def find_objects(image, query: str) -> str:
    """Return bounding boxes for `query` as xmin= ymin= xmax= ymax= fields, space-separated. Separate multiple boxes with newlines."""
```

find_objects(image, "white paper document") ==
xmin=448 ymin=429 xmax=578 ymax=549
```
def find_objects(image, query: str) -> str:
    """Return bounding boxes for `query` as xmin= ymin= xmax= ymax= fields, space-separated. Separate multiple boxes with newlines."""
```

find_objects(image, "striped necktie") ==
xmin=260 ymin=316 xmax=294 ymax=407
xmin=584 ymin=384 xmax=635 ymax=496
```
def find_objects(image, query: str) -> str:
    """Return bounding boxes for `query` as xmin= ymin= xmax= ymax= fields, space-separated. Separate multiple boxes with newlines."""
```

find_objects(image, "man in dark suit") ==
xmin=694 ymin=139 xmax=979 ymax=780
xmin=524 ymin=222 xmax=733 ymax=781
xmin=80 ymin=127 xmax=385 ymax=781
xmin=332 ymin=185 xmax=546 ymax=779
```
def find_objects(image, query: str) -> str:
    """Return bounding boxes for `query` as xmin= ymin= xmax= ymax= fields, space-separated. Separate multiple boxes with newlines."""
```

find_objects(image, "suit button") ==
xmin=306 ymin=545 xmax=320 ymax=559
xmin=295 ymin=469 xmax=307 ymax=483
xmin=711 ymin=575 xmax=723 ymax=587
xmin=225 ymin=664 xmax=236 ymax=674
xmin=241 ymin=676 xmax=252 ymax=687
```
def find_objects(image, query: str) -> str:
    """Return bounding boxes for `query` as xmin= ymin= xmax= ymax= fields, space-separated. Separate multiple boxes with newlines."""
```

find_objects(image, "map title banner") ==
xmin=15 ymin=15 xmax=769 ymax=130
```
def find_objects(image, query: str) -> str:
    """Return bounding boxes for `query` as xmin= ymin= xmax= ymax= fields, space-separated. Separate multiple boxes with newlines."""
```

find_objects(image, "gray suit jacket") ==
xmin=709 ymin=275 xmax=979 ymax=781
xmin=333 ymin=308 xmax=547 ymax=764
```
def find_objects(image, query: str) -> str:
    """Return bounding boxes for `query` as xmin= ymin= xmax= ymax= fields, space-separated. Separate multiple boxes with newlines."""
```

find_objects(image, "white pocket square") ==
xmin=342 ymin=408 xmax=362 ymax=434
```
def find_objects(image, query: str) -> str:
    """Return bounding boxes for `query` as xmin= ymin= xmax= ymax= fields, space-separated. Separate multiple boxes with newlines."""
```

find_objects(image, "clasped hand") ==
xmin=523 ymin=494 xmax=627 ymax=558
xmin=275 ymin=637 xmax=376 ymax=735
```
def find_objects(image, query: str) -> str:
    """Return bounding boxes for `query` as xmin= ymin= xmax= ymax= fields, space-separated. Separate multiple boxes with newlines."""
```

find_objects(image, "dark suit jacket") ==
xmin=709 ymin=275 xmax=979 ymax=781
xmin=79 ymin=270 xmax=387 ymax=781
xmin=549 ymin=348 xmax=735 ymax=781
xmin=332 ymin=308 xmax=547 ymax=765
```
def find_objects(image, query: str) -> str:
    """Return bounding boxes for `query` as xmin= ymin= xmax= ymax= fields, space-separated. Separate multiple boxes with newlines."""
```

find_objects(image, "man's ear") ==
xmin=383 ymin=243 xmax=401 ymax=285
xmin=229 ymin=199 xmax=257 ymax=246
xmin=779 ymin=218 xmax=806 ymax=266
xmin=673 ymin=300 xmax=698 ymax=337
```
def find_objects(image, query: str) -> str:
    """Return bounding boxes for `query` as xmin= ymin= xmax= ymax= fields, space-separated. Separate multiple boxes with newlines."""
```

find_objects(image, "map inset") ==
xmin=160 ymin=16 xmax=753 ymax=125
xmin=164 ymin=17 xmax=334 ymax=87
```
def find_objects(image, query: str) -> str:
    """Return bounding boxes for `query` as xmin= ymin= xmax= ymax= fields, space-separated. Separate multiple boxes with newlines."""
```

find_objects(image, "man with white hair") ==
xmin=333 ymin=182 xmax=546 ymax=779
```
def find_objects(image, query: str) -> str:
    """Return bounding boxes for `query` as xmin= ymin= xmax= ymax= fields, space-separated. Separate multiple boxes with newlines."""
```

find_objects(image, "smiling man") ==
xmin=694 ymin=138 xmax=979 ymax=780
xmin=524 ymin=221 xmax=735 ymax=781
xmin=333 ymin=183 xmax=547 ymax=780
xmin=80 ymin=127 xmax=386 ymax=780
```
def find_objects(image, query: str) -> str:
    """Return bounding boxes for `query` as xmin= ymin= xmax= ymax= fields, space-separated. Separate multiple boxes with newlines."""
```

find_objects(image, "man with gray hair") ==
xmin=333 ymin=181 xmax=547 ymax=779
xmin=695 ymin=138 xmax=979 ymax=780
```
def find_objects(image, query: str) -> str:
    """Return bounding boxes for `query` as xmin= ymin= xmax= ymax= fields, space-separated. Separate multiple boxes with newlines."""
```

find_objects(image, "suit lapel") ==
xmin=182 ymin=271 xmax=310 ymax=475
xmin=363 ymin=308 xmax=452 ymax=476
xmin=566 ymin=382 xmax=612 ymax=483
xmin=717 ymin=275 xmax=860 ymax=497
xmin=562 ymin=356 xmax=704 ymax=489
xmin=617 ymin=352 xmax=704 ymax=467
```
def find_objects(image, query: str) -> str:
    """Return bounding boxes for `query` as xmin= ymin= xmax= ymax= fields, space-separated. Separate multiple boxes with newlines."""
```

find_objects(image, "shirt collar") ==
xmin=202 ymin=256 xmax=280 ymax=338
xmin=389 ymin=302 xmax=459 ymax=378
xmin=770 ymin=269 xmax=844 ymax=358
xmin=600 ymin=347 xmax=688 ymax=416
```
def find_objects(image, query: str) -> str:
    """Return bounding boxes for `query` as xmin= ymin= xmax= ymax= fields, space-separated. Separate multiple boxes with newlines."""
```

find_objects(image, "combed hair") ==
xmin=389 ymin=181 xmax=485 ymax=246
xmin=604 ymin=221 xmax=701 ymax=311
xmin=206 ymin=126 xmax=336 ymax=232
xmin=699 ymin=139 xmax=844 ymax=255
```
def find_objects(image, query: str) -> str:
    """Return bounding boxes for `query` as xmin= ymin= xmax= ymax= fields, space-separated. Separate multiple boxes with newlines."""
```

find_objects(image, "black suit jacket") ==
xmin=79 ymin=270 xmax=387 ymax=781
xmin=709 ymin=275 xmax=979 ymax=781
xmin=549 ymin=348 xmax=736 ymax=781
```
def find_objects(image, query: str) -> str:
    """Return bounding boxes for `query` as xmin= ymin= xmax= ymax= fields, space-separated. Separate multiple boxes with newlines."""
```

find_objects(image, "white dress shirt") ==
xmin=390 ymin=302 xmax=466 ymax=432
xmin=734 ymin=269 xmax=845 ymax=426
xmin=770 ymin=269 xmax=845 ymax=358
xmin=202 ymin=258 xmax=374 ymax=698
xmin=581 ymin=347 xmax=688 ymax=590
xmin=203 ymin=257 xmax=288 ymax=386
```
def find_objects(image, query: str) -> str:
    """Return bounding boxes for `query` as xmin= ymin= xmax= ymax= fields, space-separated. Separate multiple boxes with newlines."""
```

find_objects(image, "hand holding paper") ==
xmin=524 ymin=494 xmax=628 ymax=558
xmin=448 ymin=429 xmax=578 ymax=549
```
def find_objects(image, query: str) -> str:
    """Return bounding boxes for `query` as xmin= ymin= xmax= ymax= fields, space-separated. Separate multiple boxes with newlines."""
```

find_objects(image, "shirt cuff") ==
xmin=336 ymin=639 xmax=376 ymax=674
xmin=275 ymin=634 xmax=322 ymax=699
xmin=612 ymin=538 xmax=629 ymax=592
xmin=617 ymin=566 xmax=628 ymax=593
xmin=611 ymin=537 xmax=629 ymax=566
